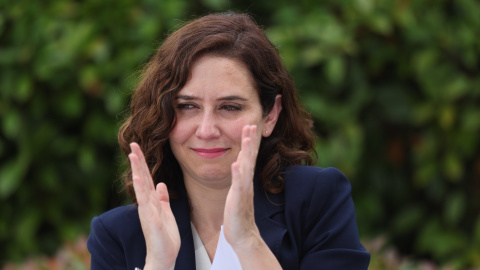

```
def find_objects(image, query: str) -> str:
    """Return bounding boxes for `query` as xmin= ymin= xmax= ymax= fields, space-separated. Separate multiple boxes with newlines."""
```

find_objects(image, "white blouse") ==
xmin=191 ymin=222 xmax=212 ymax=270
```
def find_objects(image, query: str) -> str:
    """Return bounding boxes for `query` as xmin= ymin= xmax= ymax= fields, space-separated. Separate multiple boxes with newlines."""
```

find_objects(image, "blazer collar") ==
xmin=170 ymin=185 xmax=196 ymax=270
xmin=253 ymin=176 xmax=287 ymax=259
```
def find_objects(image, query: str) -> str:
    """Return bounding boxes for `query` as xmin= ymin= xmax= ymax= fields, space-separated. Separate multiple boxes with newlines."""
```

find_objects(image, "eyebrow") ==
xmin=175 ymin=95 xmax=248 ymax=101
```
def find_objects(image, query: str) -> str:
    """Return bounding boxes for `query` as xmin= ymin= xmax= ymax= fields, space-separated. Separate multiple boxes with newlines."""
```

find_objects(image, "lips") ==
xmin=192 ymin=148 xmax=229 ymax=158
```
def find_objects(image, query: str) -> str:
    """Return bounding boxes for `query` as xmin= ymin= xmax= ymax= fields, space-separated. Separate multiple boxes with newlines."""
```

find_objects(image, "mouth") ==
xmin=192 ymin=148 xmax=229 ymax=159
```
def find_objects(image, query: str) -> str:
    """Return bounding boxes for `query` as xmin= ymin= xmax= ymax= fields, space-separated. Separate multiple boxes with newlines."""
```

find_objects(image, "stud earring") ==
xmin=265 ymin=130 xmax=268 ymax=134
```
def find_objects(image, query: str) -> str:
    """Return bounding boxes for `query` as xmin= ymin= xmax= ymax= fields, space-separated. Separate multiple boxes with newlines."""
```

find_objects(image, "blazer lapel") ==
xmin=253 ymin=177 xmax=287 ymax=259
xmin=171 ymin=187 xmax=196 ymax=270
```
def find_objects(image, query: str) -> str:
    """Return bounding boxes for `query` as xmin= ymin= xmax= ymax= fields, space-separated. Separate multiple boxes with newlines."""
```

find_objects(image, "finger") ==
xmin=129 ymin=152 xmax=153 ymax=193
xmin=130 ymin=143 xmax=146 ymax=180
xmin=244 ymin=126 xmax=257 ymax=189
xmin=236 ymin=125 xmax=251 ymax=165
xmin=230 ymin=161 xmax=241 ymax=192
xmin=129 ymin=153 xmax=142 ymax=184
xmin=242 ymin=126 xmax=256 ymax=172
xmin=240 ymin=137 xmax=252 ymax=174
xmin=130 ymin=153 xmax=155 ymax=203
xmin=130 ymin=142 xmax=147 ymax=165
xmin=248 ymin=125 xmax=258 ymax=160
xmin=129 ymin=143 xmax=151 ymax=185
xmin=133 ymin=175 xmax=149 ymax=205
xmin=130 ymin=143 xmax=155 ymax=191
xmin=242 ymin=125 xmax=256 ymax=158
xmin=156 ymin=182 xmax=170 ymax=203
xmin=134 ymin=175 xmax=164 ymax=237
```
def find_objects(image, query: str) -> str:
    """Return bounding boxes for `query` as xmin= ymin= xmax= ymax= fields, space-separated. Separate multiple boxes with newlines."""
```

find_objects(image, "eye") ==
xmin=220 ymin=104 xmax=242 ymax=112
xmin=176 ymin=103 xmax=197 ymax=110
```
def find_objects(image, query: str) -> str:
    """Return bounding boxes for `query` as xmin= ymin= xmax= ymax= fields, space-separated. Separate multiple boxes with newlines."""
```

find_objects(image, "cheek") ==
xmin=169 ymin=121 xmax=190 ymax=145
xmin=221 ymin=121 xmax=242 ymax=140
xmin=225 ymin=118 xmax=262 ymax=142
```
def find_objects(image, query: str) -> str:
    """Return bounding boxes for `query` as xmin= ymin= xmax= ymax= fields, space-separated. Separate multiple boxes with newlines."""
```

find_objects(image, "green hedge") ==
xmin=0 ymin=0 xmax=188 ymax=262
xmin=1 ymin=0 xmax=479 ymax=267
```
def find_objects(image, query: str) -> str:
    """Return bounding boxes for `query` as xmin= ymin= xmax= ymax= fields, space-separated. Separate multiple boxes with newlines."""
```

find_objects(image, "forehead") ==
xmin=177 ymin=55 xmax=258 ymax=97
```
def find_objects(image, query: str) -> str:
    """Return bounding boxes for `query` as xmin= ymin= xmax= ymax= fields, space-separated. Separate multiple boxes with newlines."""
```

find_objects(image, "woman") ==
xmin=88 ymin=12 xmax=370 ymax=269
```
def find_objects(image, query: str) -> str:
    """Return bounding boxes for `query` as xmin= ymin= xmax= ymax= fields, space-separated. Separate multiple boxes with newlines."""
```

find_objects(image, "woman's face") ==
xmin=169 ymin=55 xmax=280 ymax=189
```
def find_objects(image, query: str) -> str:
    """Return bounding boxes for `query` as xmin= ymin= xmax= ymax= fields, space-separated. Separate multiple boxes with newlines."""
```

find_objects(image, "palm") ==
xmin=129 ymin=143 xmax=181 ymax=269
xmin=224 ymin=125 xmax=260 ymax=248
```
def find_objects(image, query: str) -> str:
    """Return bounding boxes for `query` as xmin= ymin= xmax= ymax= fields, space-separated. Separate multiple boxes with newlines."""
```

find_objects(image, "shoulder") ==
xmin=280 ymin=166 xmax=370 ymax=268
xmin=283 ymin=165 xmax=348 ymax=182
xmin=95 ymin=204 xmax=139 ymax=223
xmin=281 ymin=166 xmax=356 ymax=235
xmin=88 ymin=205 xmax=141 ymax=248
xmin=92 ymin=205 xmax=140 ymax=232
xmin=87 ymin=205 xmax=145 ymax=269
xmin=283 ymin=165 xmax=351 ymax=200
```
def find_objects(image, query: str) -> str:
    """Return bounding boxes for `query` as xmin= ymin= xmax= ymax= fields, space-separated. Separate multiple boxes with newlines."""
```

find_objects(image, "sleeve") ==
xmin=300 ymin=168 xmax=370 ymax=269
xmin=87 ymin=216 xmax=127 ymax=270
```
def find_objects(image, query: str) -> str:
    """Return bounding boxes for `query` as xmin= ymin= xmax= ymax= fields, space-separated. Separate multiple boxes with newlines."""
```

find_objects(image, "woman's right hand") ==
xmin=129 ymin=142 xmax=181 ymax=270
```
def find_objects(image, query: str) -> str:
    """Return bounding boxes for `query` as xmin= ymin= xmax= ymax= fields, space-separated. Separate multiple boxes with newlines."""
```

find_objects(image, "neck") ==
xmin=184 ymin=176 xmax=229 ymax=230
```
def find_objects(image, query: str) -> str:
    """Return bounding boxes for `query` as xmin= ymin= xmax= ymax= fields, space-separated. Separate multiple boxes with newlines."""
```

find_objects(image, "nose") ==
xmin=195 ymin=111 xmax=220 ymax=140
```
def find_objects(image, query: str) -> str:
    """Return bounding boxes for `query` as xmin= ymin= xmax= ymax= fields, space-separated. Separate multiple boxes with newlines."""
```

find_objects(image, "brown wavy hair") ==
xmin=118 ymin=12 xmax=316 ymax=202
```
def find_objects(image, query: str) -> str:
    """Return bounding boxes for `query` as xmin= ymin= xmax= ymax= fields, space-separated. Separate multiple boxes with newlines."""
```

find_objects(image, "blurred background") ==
xmin=1 ymin=0 xmax=479 ymax=269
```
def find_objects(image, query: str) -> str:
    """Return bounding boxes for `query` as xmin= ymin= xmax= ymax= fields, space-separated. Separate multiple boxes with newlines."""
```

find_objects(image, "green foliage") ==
xmin=1 ymin=0 xmax=479 ymax=268
xmin=263 ymin=0 xmax=480 ymax=267
xmin=0 ymin=0 xmax=189 ymax=263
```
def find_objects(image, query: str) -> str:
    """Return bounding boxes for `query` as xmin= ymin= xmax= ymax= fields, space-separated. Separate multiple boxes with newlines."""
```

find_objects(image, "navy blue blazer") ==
xmin=87 ymin=166 xmax=370 ymax=269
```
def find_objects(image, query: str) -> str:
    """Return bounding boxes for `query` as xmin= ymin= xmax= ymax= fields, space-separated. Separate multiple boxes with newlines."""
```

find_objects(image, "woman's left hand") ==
xmin=223 ymin=125 xmax=260 ymax=247
xmin=223 ymin=125 xmax=282 ymax=269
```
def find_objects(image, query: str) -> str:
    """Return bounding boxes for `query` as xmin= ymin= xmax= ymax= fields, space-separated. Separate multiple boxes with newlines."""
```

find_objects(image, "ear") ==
xmin=262 ymin=95 xmax=282 ymax=137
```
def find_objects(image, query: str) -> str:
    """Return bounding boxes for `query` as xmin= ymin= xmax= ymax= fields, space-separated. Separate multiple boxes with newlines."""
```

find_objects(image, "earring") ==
xmin=265 ymin=130 xmax=268 ymax=134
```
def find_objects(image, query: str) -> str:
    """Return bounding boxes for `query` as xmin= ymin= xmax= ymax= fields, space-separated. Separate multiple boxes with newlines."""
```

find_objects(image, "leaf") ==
xmin=15 ymin=75 xmax=32 ymax=102
xmin=200 ymin=0 xmax=230 ymax=10
xmin=0 ymin=160 xmax=25 ymax=199
xmin=78 ymin=144 xmax=96 ymax=173
xmin=325 ymin=56 xmax=345 ymax=85
xmin=393 ymin=206 xmax=425 ymax=234
xmin=438 ymin=105 xmax=455 ymax=130
xmin=444 ymin=191 xmax=466 ymax=226
xmin=415 ymin=218 xmax=466 ymax=260
xmin=443 ymin=152 xmax=463 ymax=182
xmin=55 ymin=91 xmax=85 ymax=119
xmin=15 ymin=208 xmax=41 ymax=251
xmin=1 ymin=110 xmax=22 ymax=139
xmin=354 ymin=0 xmax=374 ymax=15
xmin=474 ymin=216 xmax=480 ymax=245
xmin=368 ymin=14 xmax=392 ymax=35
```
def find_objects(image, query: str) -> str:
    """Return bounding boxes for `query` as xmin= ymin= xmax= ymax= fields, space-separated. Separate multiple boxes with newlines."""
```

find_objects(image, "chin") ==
xmin=198 ymin=168 xmax=232 ymax=182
